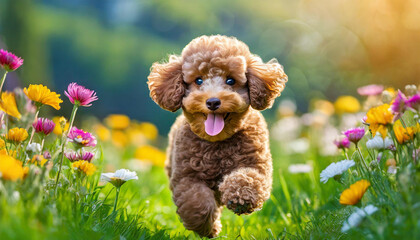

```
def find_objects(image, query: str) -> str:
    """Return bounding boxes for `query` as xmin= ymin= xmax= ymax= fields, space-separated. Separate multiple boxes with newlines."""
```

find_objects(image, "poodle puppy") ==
xmin=147 ymin=35 xmax=287 ymax=238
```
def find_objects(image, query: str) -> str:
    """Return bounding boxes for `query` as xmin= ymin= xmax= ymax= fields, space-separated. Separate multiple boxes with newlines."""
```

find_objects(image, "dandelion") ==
xmin=343 ymin=127 xmax=365 ymax=144
xmin=357 ymin=84 xmax=384 ymax=96
xmin=101 ymin=169 xmax=138 ymax=212
xmin=30 ymin=155 xmax=48 ymax=167
xmin=320 ymin=160 xmax=355 ymax=183
xmin=0 ymin=154 xmax=24 ymax=181
xmin=72 ymin=160 xmax=96 ymax=176
xmin=365 ymin=104 xmax=393 ymax=138
xmin=65 ymin=82 xmax=98 ymax=107
xmin=24 ymin=84 xmax=62 ymax=110
xmin=288 ymin=164 xmax=312 ymax=174
xmin=33 ymin=118 xmax=55 ymax=136
xmin=393 ymin=120 xmax=416 ymax=144
xmin=6 ymin=127 xmax=29 ymax=144
xmin=366 ymin=134 xmax=393 ymax=150
xmin=67 ymin=127 xmax=97 ymax=147
xmin=341 ymin=205 xmax=378 ymax=232
xmin=26 ymin=143 xmax=42 ymax=153
xmin=0 ymin=92 xmax=21 ymax=119
xmin=334 ymin=96 xmax=361 ymax=114
xmin=339 ymin=179 xmax=370 ymax=205
xmin=105 ymin=114 xmax=131 ymax=129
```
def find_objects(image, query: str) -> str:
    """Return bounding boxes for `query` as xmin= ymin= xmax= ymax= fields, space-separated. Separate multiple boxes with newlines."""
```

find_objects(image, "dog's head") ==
xmin=148 ymin=35 xmax=287 ymax=141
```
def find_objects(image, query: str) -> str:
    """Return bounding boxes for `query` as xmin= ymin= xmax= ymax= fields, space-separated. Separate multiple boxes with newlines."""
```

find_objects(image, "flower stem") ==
xmin=54 ymin=104 xmax=79 ymax=193
xmin=356 ymin=144 xmax=369 ymax=170
xmin=0 ymin=71 xmax=8 ymax=93
xmin=23 ymin=107 xmax=41 ymax=165
xmin=113 ymin=187 xmax=120 ymax=213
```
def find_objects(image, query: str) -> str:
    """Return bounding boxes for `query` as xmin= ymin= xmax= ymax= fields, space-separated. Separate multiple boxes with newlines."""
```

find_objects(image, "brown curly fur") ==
xmin=147 ymin=35 xmax=287 ymax=238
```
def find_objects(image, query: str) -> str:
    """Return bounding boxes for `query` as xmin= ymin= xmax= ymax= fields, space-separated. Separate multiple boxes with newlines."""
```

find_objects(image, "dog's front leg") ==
xmin=172 ymin=178 xmax=222 ymax=238
xmin=219 ymin=167 xmax=272 ymax=215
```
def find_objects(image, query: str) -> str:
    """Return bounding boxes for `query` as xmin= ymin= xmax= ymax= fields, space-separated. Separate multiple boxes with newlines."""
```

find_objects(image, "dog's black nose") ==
xmin=206 ymin=98 xmax=221 ymax=110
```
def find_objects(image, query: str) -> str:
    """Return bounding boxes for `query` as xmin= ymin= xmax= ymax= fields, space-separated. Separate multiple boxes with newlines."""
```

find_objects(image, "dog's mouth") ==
xmin=204 ymin=112 xmax=230 ymax=136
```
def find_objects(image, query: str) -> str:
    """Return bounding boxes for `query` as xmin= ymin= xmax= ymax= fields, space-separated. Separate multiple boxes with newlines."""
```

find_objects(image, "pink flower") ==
xmin=32 ymin=118 xmax=55 ymax=136
xmin=334 ymin=137 xmax=351 ymax=149
xmin=357 ymin=84 xmax=384 ymax=96
xmin=391 ymin=90 xmax=407 ymax=115
xmin=43 ymin=151 xmax=51 ymax=159
xmin=65 ymin=150 xmax=94 ymax=162
xmin=64 ymin=83 xmax=98 ymax=107
xmin=67 ymin=127 xmax=97 ymax=147
xmin=406 ymin=93 xmax=420 ymax=111
xmin=0 ymin=49 xmax=23 ymax=71
xmin=343 ymin=127 xmax=365 ymax=144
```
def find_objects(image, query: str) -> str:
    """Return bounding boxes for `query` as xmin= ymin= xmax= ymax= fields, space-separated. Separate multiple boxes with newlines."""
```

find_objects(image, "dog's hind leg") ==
xmin=172 ymin=178 xmax=222 ymax=238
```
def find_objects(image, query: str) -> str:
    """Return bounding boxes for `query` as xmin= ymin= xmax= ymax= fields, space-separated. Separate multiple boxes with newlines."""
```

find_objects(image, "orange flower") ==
xmin=24 ymin=84 xmax=62 ymax=110
xmin=72 ymin=160 xmax=96 ymax=176
xmin=393 ymin=120 xmax=417 ymax=144
xmin=0 ymin=91 xmax=21 ymax=119
xmin=0 ymin=153 xmax=24 ymax=181
xmin=340 ymin=180 xmax=371 ymax=205
xmin=365 ymin=104 xmax=393 ymax=138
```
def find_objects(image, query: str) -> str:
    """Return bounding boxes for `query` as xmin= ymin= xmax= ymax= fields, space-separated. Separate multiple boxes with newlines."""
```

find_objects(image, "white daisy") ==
xmin=26 ymin=143 xmax=42 ymax=153
xmin=101 ymin=169 xmax=138 ymax=188
xmin=288 ymin=163 xmax=312 ymax=174
xmin=320 ymin=159 xmax=355 ymax=183
xmin=366 ymin=135 xmax=393 ymax=150
xmin=341 ymin=205 xmax=378 ymax=232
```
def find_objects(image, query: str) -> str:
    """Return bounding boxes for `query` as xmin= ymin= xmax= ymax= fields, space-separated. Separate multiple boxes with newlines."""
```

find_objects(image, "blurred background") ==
xmin=1 ymin=0 xmax=419 ymax=134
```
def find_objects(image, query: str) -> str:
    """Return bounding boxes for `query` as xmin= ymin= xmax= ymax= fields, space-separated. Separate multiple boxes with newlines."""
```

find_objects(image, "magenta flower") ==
xmin=65 ymin=150 xmax=94 ymax=162
xmin=343 ymin=127 xmax=365 ymax=144
xmin=43 ymin=151 xmax=52 ymax=159
xmin=64 ymin=150 xmax=78 ymax=162
xmin=406 ymin=93 xmax=420 ymax=111
xmin=391 ymin=90 xmax=407 ymax=115
xmin=67 ymin=126 xmax=97 ymax=147
xmin=334 ymin=137 xmax=351 ymax=149
xmin=0 ymin=49 xmax=24 ymax=71
xmin=64 ymin=83 xmax=98 ymax=107
xmin=33 ymin=118 xmax=55 ymax=136
xmin=357 ymin=84 xmax=384 ymax=96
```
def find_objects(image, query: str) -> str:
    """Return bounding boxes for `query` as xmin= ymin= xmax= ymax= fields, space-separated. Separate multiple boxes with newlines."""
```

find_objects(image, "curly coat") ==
xmin=147 ymin=35 xmax=287 ymax=238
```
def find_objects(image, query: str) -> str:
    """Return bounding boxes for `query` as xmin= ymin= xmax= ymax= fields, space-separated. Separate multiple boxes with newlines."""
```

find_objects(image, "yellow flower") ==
xmin=52 ymin=116 xmax=69 ymax=135
xmin=0 ymin=91 xmax=21 ymax=119
xmin=0 ymin=139 xmax=5 ymax=149
xmin=30 ymin=155 xmax=48 ymax=167
xmin=314 ymin=100 xmax=335 ymax=116
xmin=24 ymin=84 xmax=63 ymax=110
xmin=134 ymin=145 xmax=166 ymax=167
xmin=340 ymin=180 xmax=371 ymax=205
xmin=6 ymin=127 xmax=29 ymax=143
xmin=393 ymin=120 xmax=417 ymax=144
xmin=134 ymin=122 xmax=158 ymax=140
xmin=94 ymin=123 xmax=111 ymax=141
xmin=111 ymin=130 xmax=129 ymax=148
xmin=0 ymin=154 xmax=24 ymax=181
xmin=72 ymin=160 xmax=96 ymax=176
xmin=334 ymin=96 xmax=361 ymax=114
xmin=365 ymin=104 xmax=394 ymax=138
xmin=105 ymin=114 xmax=131 ymax=129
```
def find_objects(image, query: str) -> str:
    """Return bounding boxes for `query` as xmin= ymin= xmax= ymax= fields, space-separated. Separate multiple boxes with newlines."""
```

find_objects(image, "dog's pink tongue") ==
xmin=205 ymin=113 xmax=224 ymax=136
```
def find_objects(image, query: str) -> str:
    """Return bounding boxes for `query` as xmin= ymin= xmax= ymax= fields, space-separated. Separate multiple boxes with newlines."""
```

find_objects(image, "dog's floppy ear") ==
xmin=246 ymin=56 xmax=288 ymax=110
xmin=147 ymin=55 xmax=185 ymax=112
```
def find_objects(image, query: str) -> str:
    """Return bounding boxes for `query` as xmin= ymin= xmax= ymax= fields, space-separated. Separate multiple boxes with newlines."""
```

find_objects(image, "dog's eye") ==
xmin=195 ymin=78 xmax=203 ymax=85
xmin=225 ymin=78 xmax=235 ymax=85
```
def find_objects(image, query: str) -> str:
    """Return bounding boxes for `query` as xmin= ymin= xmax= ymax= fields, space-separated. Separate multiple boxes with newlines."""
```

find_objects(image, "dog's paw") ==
xmin=227 ymin=200 xmax=253 ymax=215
